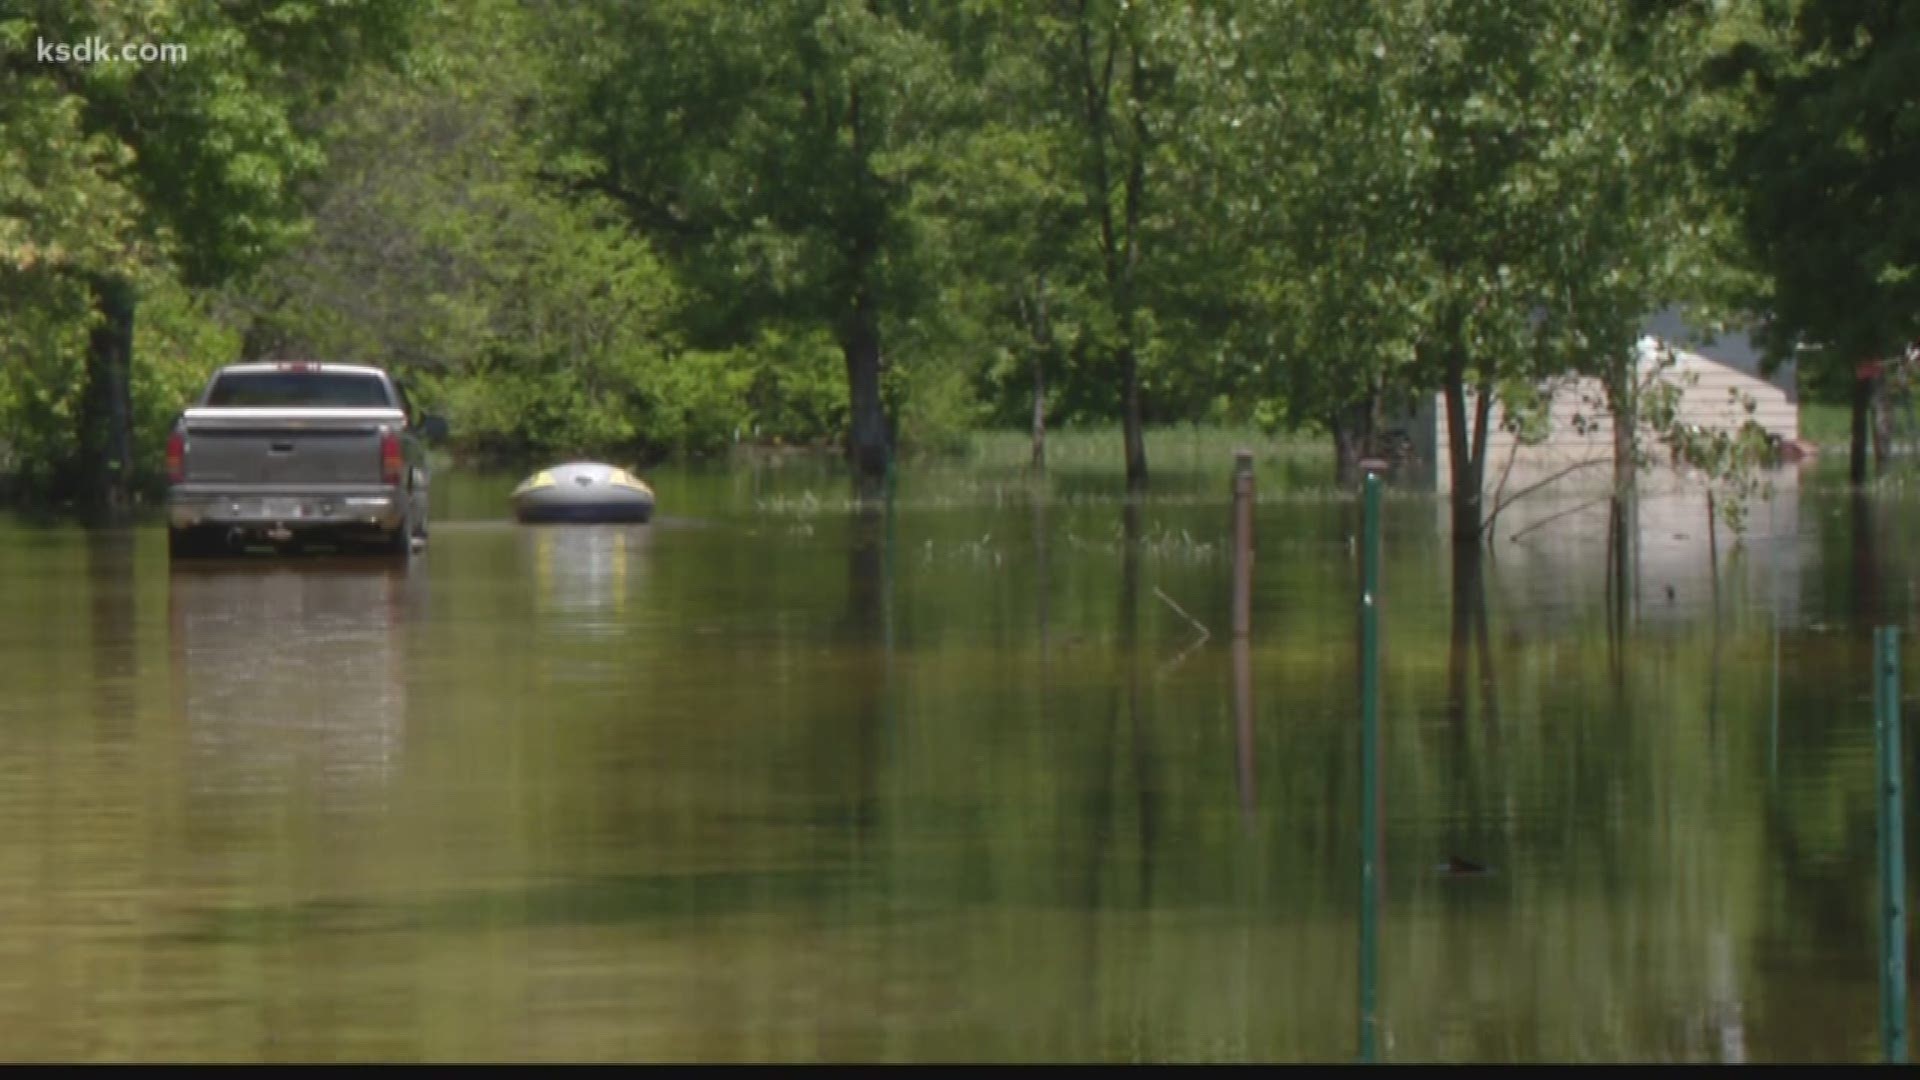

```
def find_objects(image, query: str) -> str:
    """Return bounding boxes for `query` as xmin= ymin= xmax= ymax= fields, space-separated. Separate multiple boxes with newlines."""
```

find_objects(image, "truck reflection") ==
xmin=166 ymin=558 xmax=415 ymax=796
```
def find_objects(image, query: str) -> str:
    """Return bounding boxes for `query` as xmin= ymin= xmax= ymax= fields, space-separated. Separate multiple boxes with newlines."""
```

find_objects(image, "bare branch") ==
xmin=1481 ymin=434 xmax=1525 ymax=545
xmin=1482 ymin=455 xmax=1611 ymax=532
xmin=1507 ymin=495 xmax=1614 ymax=544
xmin=1154 ymin=586 xmax=1211 ymax=644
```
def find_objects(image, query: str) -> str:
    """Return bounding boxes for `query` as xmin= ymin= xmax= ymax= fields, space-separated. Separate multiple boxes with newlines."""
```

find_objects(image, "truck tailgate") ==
xmin=180 ymin=408 xmax=404 ymax=486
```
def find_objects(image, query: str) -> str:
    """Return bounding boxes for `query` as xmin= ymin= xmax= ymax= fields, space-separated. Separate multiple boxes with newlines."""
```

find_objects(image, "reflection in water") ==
xmin=1114 ymin=503 xmax=1157 ymax=902
xmin=0 ymin=460 xmax=1910 ymax=1061
xmin=167 ymin=559 xmax=414 ymax=795
xmin=840 ymin=506 xmax=890 ymax=833
xmin=1850 ymin=492 xmax=1878 ymax=626
xmin=85 ymin=529 xmax=140 ymax=733
xmin=1232 ymin=636 xmax=1255 ymax=829
xmin=1606 ymin=495 xmax=1635 ymax=659
xmin=1446 ymin=547 xmax=1498 ymax=733
xmin=527 ymin=524 xmax=648 ymax=632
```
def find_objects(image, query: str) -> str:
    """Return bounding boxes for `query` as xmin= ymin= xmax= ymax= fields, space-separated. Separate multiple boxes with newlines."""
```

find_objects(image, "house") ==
xmin=1408 ymin=310 xmax=1802 ymax=496
xmin=1401 ymin=310 xmax=1810 ymax=625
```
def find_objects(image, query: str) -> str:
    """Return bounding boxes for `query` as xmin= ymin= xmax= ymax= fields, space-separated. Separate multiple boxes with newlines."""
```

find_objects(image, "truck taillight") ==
xmin=380 ymin=430 xmax=403 ymax=486
xmin=165 ymin=431 xmax=186 ymax=484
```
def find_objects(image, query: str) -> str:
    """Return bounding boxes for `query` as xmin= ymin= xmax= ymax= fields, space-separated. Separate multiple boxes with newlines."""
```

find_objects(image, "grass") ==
xmin=956 ymin=423 xmax=1328 ymax=473
xmin=1798 ymin=396 xmax=1920 ymax=450
xmin=736 ymin=422 xmax=1459 ymax=518
xmin=1798 ymin=401 xmax=1851 ymax=449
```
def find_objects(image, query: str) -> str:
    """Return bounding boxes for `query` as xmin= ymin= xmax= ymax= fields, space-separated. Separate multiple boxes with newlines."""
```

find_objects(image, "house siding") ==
xmin=1430 ymin=344 xmax=1798 ymax=494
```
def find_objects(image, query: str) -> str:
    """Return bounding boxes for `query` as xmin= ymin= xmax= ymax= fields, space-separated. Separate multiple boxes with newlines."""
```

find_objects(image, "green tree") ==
xmin=548 ymin=0 xmax=969 ymax=489
xmin=1715 ymin=0 xmax=1920 ymax=485
xmin=4 ymin=0 xmax=416 ymax=508
xmin=1182 ymin=0 xmax=1426 ymax=485
xmin=916 ymin=18 xmax=1089 ymax=471
xmin=1212 ymin=1 xmax=1730 ymax=548
xmin=233 ymin=0 xmax=760 ymax=461
xmin=919 ymin=1 xmax=1238 ymax=486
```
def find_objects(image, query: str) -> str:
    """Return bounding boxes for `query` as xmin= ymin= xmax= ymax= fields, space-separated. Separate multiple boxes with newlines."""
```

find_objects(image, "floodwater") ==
xmin=0 ymin=454 xmax=1913 ymax=1062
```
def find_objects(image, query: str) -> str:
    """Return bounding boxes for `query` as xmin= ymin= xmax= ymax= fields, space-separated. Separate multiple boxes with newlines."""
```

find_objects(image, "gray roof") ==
xmin=1640 ymin=306 xmax=1795 ymax=402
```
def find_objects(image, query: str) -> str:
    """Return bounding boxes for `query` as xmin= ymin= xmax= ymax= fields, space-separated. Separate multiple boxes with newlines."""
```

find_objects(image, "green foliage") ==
xmin=1720 ymin=0 xmax=1920 ymax=372
xmin=0 ymin=0 xmax=1855 ymax=518
xmin=0 ymin=267 xmax=238 ymax=500
xmin=1667 ymin=417 xmax=1776 ymax=536
xmin=0 ymin=0 xmax=420 ymax=499
xmin=130 ymin=276 xmax=244 ymax=486
xmin=5 ymin=0 xmax=415 ymax=286
xmin=236 ymin=0 xmax=737 ymax=462
xmin=544 ymin=0 xmax=980 ymax=473
xmin=0 ymin=271 xmax=91 ymax=492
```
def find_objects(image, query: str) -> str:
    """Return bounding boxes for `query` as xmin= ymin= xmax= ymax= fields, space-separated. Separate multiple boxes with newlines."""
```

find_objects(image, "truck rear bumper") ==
xmin=168 ymin=487 xmax=405 ymax=532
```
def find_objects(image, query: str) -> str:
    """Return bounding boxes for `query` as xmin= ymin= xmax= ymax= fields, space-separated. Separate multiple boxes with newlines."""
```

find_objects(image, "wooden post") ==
xmin=1232 ymin=449 xmax=1255 ymax=638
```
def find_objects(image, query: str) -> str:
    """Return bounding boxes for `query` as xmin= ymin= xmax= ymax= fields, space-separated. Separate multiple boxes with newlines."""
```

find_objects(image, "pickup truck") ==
xmin=164 ymin=361 xmax=445 ymax=559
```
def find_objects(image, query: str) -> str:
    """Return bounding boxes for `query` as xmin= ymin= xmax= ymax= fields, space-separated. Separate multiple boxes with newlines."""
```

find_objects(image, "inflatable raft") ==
xmin=511 ymin=462 xmax=656 ymax=523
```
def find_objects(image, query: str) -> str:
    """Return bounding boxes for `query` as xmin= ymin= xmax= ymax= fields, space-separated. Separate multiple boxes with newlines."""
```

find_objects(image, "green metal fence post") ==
xmin=1358 ymin=461 xmax=1385 ymax=1063
xmin=1877 ymin=625 xmax=1908 ymax=1064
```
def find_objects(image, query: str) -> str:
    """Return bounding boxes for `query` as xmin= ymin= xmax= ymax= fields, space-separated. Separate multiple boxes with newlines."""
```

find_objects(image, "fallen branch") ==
xmin=1155 ymin=631 xmax=1211 ymax=680
xmin=1154 ymin=586 xmax=1212 ymax=644
xmin=1507 ymin=495 xmax=1614 ymax=544
xmin=1482 ymin=455 xmax=1611 ymax=530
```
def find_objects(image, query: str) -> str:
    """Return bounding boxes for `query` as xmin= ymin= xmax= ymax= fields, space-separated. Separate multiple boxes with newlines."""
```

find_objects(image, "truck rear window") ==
xmin=204 ymin=371 xmax=391 ymax=409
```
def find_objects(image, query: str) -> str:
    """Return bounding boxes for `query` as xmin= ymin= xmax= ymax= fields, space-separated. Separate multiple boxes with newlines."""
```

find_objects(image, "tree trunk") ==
xmin=1608 ymin=358 xmax=1638 ymax=509
xmin=80 ymin=275 xmax=136 ymax=514
xmin=1028 ymin=283 xmax=1050 ymax=473
xmin=1872 ymin=375 xmax=1892 ymax=472
xmin=840 ymin=83 xmax=889 ymax=495
xmin=1606 ymin=356 xmax=1639 ymax=624
xmin=1333 ymin=418 xmax=1360 ymax=490
xmin=841 ymin=285 xmax=889 ymax=493
xmin=1442 ymin=361 xmax=1492 ymax=546
xmin=1331 ymin=390 xmax=1380 ymax=488
xmin=1850 ymin=368 xmax=1873 ymax=485
xmin=1121 ymin=343 xmax=1147 ymax=491
xmin=1031 ymin=351 xmax=1047 ymax=473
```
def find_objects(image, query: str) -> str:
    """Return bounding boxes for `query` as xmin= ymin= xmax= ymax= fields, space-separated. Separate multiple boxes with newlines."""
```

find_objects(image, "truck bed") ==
xmin=178 ymin=407 xmax=404 ymax=486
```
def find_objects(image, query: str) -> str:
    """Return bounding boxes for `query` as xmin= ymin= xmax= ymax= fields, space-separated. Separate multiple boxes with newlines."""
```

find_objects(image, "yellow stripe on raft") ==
xmin=512 ymin=471 xmax=555 ymax=496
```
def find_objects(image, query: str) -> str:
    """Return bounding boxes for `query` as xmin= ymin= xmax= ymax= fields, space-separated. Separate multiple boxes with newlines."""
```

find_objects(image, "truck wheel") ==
xmin=168 ymin=527 xmax=217 ymax=561
xmin=378 ymin=514 xmax=413 ymax=560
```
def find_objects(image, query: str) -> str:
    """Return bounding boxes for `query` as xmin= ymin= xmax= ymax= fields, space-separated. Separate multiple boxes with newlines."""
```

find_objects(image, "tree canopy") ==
xmin=0 ymin=0 xmax=1910 ymax=535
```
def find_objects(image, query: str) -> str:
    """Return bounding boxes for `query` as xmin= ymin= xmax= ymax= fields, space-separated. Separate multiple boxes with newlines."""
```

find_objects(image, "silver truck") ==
xmin=165 ymin=361 xmax=445 ymax=559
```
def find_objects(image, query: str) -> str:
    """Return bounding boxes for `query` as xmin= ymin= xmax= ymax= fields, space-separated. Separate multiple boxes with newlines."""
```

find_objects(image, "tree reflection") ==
xmin=1849 ymin=491 xmax=1878 ymax=627
xmin=1446 ymin=546 xmax=1499 ymax=733
xmin=840 ymin=503 xmax=891 ymax=835
xmin=1121 ymin=501 xmax=1157 ymax=902
xmin=1078 ymin=502 xmax=1159 ymax=922
xmin=1233 ymin=635 xmax=1256 ymax=830
xmin=84 ymin=528 xmax=139 ymax=737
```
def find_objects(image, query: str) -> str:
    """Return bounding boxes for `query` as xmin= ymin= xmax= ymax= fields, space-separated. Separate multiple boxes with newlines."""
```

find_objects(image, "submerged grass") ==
xmin=1800 ymin=397 xmax=1920 ymax=452
xmin=751 ymin=481 xmax=1440 ymax=517
xmin=958 ymin=423 xmax=1327 ymax=474
xmin=748 ymin=423 xmax=1446 ymax=516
